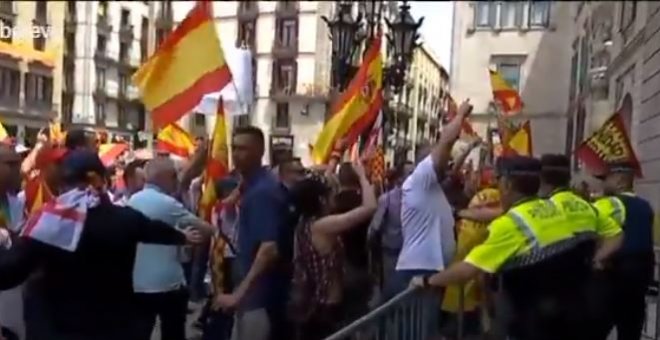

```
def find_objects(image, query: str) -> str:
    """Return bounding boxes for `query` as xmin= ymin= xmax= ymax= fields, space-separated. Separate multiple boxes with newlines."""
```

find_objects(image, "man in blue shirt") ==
xmin=214 ymin=126 xmax=284 ymax=340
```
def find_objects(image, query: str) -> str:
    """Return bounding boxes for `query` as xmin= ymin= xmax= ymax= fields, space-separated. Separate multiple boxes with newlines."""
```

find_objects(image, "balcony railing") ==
xmin=119 ymin=24 xmax=134 ymax=43
xmin=94 ymin=49 xmax=111 ymax=64
xmin=272 ymin=39 xmax=298 ymax=59
xmin=97 ymin=15 xmax=112 ymax=35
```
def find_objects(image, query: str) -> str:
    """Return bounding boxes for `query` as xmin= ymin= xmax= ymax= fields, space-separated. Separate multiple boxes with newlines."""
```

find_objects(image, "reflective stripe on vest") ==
xmin=608 ymin=197 xmax=625 ymax=226
xmin=507 ymin=210 xmax=541 ymax=251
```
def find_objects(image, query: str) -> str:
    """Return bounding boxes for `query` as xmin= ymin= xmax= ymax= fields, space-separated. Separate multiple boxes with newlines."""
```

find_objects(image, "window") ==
xmin=568 ymin=51 xmax=578 ymax=101
xmin=119 ymin=74 xmax=129 ymax=95
xmin=66 ymin=32 xmax=75 ymax=53
xmin=121 ymin=9 xmax=130 ymax=26
xmin=275 ymin=103 xmax=289 ymax=128
xmin=237 ymin=21 xmax=255 ymax=48
xmin=118 ymin=105 xmax=127 ymax=127
xmin=620 ymin=1 xmax=637 ymax=31
xmin=194 ymin=113 xmax=205 ymax=127
xmin=119 ymin=42 xmax=130 ymax=63
xmin=156 ymin=28 xmax=166 ymax=47
xmin=34 ymin=35 xmax=46 ymax=51
xmin=62 ymin=96 xmax=73 ymax=123
xmin=96 ymin=68 xmax=106 ymax=89
xmin=95 ymin=100 xmax=106 ymax=125
xmin=0 ymin=2 xmax=13 ymax=15
xmin=278 ymin=19 xmax=297 ymax=46
xmin=475 ymin=1 xmax=495 ymax=27
xmin=529 ymin=1 xmax=551 ymax=27
xmin=97 ymin=35 xmax=107 ymax=52
xmin=67 ymin=1 xmax=76 ymax=19
xmin=275 ymin=60 xmax=296 ymax=92
xmin=578 ymin=37 xmax=588 ymax=95
xmin=497 ymin=62 xmax=523 ymax=90
xmin=64 ymin=65 xmax=74 ymax=91
xmin=500 ymin=2 xmax=523 ymax=28
xmin=0 ymin=18 xmax=13 ymax=43
xmin=141 ymin=17 xmax=149 ymax=61
xmin=98 ymin=1 xmax=108 ymax=17
xmin=25 ymin=74 xmax=53 ymax=105
xmin=0 ymin=67 xmax=20 ymax=103
xmin=35 ymin=2 xmax=47 ymax=22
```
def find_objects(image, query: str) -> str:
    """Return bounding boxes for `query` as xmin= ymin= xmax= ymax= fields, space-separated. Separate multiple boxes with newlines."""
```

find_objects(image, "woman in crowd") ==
xmin=289 ymin=161 xmax=377 ymax=340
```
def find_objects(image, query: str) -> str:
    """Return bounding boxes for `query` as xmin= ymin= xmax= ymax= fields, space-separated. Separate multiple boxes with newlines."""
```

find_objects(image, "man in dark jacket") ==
xmin=0 ymin=150 xmax=203 ymax=340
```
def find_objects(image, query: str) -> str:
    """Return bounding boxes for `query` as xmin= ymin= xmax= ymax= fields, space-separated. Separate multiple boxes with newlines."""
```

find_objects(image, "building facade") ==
xmin=406 ymin=44 xmax=448 ymax=161
xmin=62 ymin=0 xmax=168 ymax=144
xmin=570 ymin=1 xmax=660 ymax=220
xmin=450 ymin=0 xmax=574 ymax=156
xmin=0 ymin=1 xmax=65 ymax=145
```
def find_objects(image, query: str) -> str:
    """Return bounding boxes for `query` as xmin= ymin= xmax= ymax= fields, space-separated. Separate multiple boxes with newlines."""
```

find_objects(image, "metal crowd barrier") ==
xmin=324 ymin=286 xmax=434 ymax=340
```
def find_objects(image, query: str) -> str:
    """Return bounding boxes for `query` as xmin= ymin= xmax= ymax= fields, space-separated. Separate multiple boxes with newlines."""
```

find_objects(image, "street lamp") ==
xmin=385 ymin=0 xmax=423 ymax=94
xmin=322 ymin=2 xmax=363 ymax=90
xmin=360 ymin=0 xmax=383 ymax=41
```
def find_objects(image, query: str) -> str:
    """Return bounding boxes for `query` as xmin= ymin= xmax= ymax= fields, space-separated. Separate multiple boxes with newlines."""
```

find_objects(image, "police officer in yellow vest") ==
xmin=538 ymin=154 xmax=623 ymax=266
xmin=591 ymin=162 xmax=655 ymax=340
xmin=412 ymin=156 xmax=597 ymax=340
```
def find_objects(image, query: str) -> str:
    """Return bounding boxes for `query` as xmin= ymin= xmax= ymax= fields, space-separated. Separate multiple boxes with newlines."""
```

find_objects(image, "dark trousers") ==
xmin=592 ymin=253 xmax=655 ymax=340
xmin=135 ymin=288 xmax=189 ymax=340
xmin=190 ymin=241 xmax=211 ymax=302
xmin=202 ymin=258 xmax=234 ymax=340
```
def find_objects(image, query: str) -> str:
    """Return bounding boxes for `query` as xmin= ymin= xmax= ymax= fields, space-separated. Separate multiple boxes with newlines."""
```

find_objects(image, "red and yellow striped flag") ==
xmin=156 ymin=123 xmax=196 ymax=158
xmin=311 ymin=33 xmax=383 ymax=164
xmin=49 ymin=121 xmax=66 ymax=146
xmin=25 ymin=175 xmax=54 ymax=216
xmin=506 ymin=120 xmax=533 ymax=156
xmin=198 ymin=99 xmax=230 ymax=222
xmin=489 ymin=69 xmax=523 ymax=116
xmin=132 ymin=1 xmax=232 ymax=128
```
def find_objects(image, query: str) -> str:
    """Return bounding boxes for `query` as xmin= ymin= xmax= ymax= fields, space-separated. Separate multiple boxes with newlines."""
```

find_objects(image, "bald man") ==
xmin=129 ymin=157 xmax=216 ymax=340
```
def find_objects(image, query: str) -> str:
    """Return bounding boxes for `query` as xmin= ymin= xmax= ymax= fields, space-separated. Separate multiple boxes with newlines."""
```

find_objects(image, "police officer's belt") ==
xmin=501 ymin=231 xmax=598 ymax=271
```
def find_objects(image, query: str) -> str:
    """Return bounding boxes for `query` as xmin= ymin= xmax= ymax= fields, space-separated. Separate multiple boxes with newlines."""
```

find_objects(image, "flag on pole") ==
xmin=506 ymin=120 xmax=533 ymax=156
xmin=132 ymin=1 xmax=233 ymax=128
xmin=24 ymin=175 xmax=54 ymax=216
xmin=156 ymin=123 xmax=196 ymax=158
xmin=0 ymin=120 xmax=8 ymax=143
xmin=198 ymin=98 xmax=230 ymax=222
xmin=98 ymin=143 xmax=129 ymax=167
xmin=49 ymin=121 xmax=66 ymax=146
xmin=311 ymin=33 xmax=383 ymax=164
xmin=489 ymin=69 xmax=523 ymax=116
xmin=445 ymin=94 xmax=477 ymax=136
xmin=575 ymin=94 xmax=641 ymax=177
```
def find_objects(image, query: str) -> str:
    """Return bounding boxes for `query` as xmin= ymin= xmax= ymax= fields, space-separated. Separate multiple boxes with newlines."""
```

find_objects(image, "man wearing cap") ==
xmin=0 ymin=150 xmax=205 ymax=340
xmin=591 ymin=162 xmax=655 ymax=340
xmin=412 ymin=156 xmax=597 ymax=340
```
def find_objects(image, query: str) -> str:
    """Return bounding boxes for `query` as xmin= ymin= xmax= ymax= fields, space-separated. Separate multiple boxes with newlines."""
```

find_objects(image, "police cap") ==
xmin=495 ymin=156 xmax=542 ymax=178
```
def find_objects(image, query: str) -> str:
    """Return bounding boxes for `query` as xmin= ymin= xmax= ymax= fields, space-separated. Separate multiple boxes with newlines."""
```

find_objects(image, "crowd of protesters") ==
xmin=0 ymin=97 xmax=656 ymax=340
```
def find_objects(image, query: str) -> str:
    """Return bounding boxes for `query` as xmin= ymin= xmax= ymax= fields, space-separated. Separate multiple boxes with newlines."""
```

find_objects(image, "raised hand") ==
xmin=458 ymin=99 xmax=473 ymax=118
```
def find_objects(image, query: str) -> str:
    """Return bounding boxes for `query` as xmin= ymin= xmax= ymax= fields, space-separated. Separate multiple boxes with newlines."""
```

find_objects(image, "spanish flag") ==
xmin=506 ymin=120 xmax=533 ymax=156
xmin=489 ymin=69 xmax=523 ymax=116
xmin=156 ymin=123 xmax=196 ymax=158
xmin=132 ymin=1 xmax=232 ymax=128
xmin=198 ymin=99 xmax=230 ymax=222
xmin=25 ymin=176 xmax=54 ymax=215
xmin=445 ymin=94 xmax=477 ymax=136
xmin=311 ymin=33 xmax=383 ymax=164
xmin=0 ymin=121 xmax=8 ymax=143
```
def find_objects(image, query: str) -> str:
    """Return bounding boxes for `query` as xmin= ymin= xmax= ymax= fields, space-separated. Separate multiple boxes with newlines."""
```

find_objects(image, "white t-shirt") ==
xmin=396 ymin=156 xmax=456 ymax=271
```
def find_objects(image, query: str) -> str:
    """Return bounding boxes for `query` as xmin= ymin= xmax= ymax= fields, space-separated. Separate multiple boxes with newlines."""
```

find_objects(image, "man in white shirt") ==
xmin=391 ymin=100 xmax=473 ymax=296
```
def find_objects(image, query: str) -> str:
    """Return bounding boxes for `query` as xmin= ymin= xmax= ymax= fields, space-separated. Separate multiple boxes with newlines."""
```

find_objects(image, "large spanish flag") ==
xmin=311 ymin=34 xmax=383 ymax=164
xmin=198 ymin=99 xmax=230 ymax=222
xmin=156 ymin=123 xmax=195 ymax=158
xmin=132 ymin=1 xmax=232 ymax=128
xmin=489 ymin=69 xmax=523 ymax=116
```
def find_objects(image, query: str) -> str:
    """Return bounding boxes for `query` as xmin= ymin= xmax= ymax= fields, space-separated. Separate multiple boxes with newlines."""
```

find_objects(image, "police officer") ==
xmin=538 ymin=154 xmax=623 ymax=266
xmin=592 ymin=162 xmax=655 ymax=340
xmin=412 ymin=156 xmax=596 ymax=340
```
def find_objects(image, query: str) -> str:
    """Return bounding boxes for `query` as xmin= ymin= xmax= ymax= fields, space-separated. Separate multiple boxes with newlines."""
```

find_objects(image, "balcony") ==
xmin=272 ymin=39 xmax=298 ymax=59
xmin=119 ymin=25 xmax=134 ymax=43
xmin=270 ymin=83 xmax=330 ymax=103
xmin=155 ymin=9 xmax=173 ymax=31
xmin=93 ymin=85 xmax=107 ymax=100
xmin=97 ymin=15 xmax=112 ymax=35
xmin=118 ymin=85 xmax=140 ymax=103
xmin=65 ymin=15 xmax=76 ymax=33
xmin=237 ymin=3 xmax=259 ymax=21
xmin=0 ymin=96 xmax=19 ymax=113
xmin=94 ymin=49 xmax=112 ymax=65
xmin=25 ymin=101 xmax=54 ymax=114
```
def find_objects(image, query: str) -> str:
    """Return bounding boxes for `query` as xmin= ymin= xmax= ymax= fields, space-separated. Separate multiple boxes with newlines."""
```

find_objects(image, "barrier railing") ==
xmin=324 ymin=286 xmax=434 ymax=340
xmin=641 ymin=247 xmax=660 ymax=339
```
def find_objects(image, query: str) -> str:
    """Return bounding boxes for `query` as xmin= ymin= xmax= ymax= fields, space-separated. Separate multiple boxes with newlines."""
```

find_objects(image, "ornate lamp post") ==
xmin=322 ymin=2 xmax=363 ymax=91
xmin=324 ymin=1 xmax=423 ymax=164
